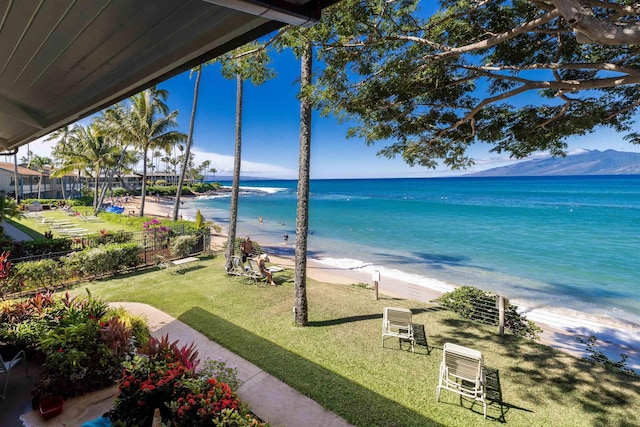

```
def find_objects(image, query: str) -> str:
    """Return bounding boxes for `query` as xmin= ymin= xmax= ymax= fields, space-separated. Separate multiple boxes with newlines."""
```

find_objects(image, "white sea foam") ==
xmin=196 ymin=194 xmax=230 ymax=200
xmin=219 ymin=185 xmax=287 ymax=194
xmin=313 ymin=256 xmax=640 ymax=372
xmin=313 ymin=257 xmax=457 ymax=294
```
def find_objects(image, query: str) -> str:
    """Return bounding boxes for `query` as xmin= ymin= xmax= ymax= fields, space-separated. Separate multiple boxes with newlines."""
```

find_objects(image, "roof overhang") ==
xmin=0 ymin=0 xmax=334 ymax=153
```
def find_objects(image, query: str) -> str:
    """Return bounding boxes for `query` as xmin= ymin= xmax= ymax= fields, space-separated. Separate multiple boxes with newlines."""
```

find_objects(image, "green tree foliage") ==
xmin=117 ymin=87 xmax=186 ymax=217
xmin=435 ymin=285 xmax=542 ymax=340
xmin=311 ymin=0 xmax=640 ymax=169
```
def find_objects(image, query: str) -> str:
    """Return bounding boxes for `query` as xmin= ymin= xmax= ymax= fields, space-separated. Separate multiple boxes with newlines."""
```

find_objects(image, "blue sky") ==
xmin=26 ymin=48 xmax=640 ymax=180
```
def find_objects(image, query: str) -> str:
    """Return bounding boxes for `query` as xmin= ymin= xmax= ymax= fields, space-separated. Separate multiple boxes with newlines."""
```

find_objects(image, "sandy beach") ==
xmin=136 ymin=194 xmax=640 ymax=373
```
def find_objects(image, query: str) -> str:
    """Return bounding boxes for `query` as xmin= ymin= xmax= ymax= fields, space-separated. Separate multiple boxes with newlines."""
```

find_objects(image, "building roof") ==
xmin=0 ymin=0 xmax=335 ymax=153
xmin=0 ymin=162 xmax=42 ymax=177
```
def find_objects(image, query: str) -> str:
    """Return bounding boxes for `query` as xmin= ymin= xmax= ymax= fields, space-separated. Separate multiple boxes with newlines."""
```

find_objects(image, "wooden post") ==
xmin=372 ymin=270 xmax=380 ymax=300
xmin=498 ymin=295 xmax=505 ymax=336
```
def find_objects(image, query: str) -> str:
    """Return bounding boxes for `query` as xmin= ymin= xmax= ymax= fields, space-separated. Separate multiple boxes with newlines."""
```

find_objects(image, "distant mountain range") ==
xmin=467 ymin=149 xmax=640 ymax=177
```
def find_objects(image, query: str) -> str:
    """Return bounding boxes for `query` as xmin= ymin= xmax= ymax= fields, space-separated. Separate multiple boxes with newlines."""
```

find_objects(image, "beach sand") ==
xmin=137 ymin=194 xmax=639 ymax=373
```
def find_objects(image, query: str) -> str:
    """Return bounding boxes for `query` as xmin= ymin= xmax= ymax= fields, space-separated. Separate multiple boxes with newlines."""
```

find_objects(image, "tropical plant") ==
xmin=109 ymin=335 xmax=266 ymax=427
xmin=51 ymin=123 xmax=120 ymax=212
xmin=214 ymin=41 xmax=275 ymax=272
xmin=310 ymin=0 xmax=640 ymax=169
xmin=0 ymin=251 xmax=22 ymax=300
xmin=26 ymin=154 xmax=53 ymax=199
xmin=578 ymin=335 xmax=640 ymax=378
xmin=117 ymin=87 xmax=186 ymax=217
xmin=171 ymin=235 xmax=198 ymax=259
xmin=143 ymin=219 xmax=172 ymax=249
xmin=173 ymin=67 xmax=202 ymax=221
xmin=0 ymin=194 xmax=23 ymax=223
xmin=0 ymin=291 xmax=145 ymax=403
xmin=435 ymin=286 xmax=542 ymax=340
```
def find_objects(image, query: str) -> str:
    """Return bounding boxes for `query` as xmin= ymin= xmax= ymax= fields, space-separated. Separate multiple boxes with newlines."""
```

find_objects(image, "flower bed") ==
xmin=109 ymin=335 xmax=267 ymax=426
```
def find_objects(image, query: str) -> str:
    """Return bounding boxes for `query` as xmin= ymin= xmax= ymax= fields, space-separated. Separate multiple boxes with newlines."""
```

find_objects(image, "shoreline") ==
xmin=141 ymin=195 xmax=640 ymax=373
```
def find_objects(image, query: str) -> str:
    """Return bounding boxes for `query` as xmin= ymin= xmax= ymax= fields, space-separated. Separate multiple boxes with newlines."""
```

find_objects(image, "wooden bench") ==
xmin=157 ymin=256 xmax=200 ymax=272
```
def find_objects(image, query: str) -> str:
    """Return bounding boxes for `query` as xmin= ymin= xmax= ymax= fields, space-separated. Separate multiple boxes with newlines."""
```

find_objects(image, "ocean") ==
xmin=182 ymin=175 xmax=640 ymax=337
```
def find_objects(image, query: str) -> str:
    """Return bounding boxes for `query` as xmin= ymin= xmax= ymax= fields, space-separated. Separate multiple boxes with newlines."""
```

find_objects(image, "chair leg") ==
xmin=2 ymin=372 xmax=9 ymax=400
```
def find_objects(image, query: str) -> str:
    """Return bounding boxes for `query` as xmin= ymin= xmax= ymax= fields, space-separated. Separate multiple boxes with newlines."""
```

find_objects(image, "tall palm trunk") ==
xmin=37 ymin=174 xmax=43 ymax=199
xmin=225 ymin=73 xmax=244 ymax=271
xmin=140 ymin=152 xmax=148 ymax=216
xmin=13 ymin=153 xmax=19 ymax=202
xmin=174 ymin=68 xmax=202 ymax=220
xmin=94 ymin=174 xmax=100 ymax=209
xmin=294 ymin=42 xmax=312 ymax=326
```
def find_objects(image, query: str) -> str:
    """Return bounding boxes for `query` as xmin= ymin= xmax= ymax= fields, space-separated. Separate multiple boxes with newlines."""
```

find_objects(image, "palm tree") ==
xmin=293 ymin=40 xmax=313 ymax=326
xmin=209 ymin=167 xmax=217 ymax=180
xmin=52 ymin=123 xmax=120 ymax=212
xmin=173 ymin=67 xmax=202 ymax=220
xmin=27 ymin=154 xmax=53 ymax=200
xmin=118 ymin=87 xmax=186 ymax=216
xmin=46 ymin=125 xmax=71 ymax=200
xmin=215 ymin=42 xmax=275 ymax=270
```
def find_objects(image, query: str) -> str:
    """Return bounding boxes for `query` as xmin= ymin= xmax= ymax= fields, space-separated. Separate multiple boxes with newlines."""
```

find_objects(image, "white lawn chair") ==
xmin=1 ymin=350 xmax=28 ymax=399
xmin=381 ymin=307 xmax=415 ymax=352
xmin=226 ymin=255 xmax=247 ymax=277
xmin=436 ymin=342 xmax=487 ymax=418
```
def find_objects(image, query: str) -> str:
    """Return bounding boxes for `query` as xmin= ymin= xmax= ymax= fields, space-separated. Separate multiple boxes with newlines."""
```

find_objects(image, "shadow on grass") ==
xmin=179 ymin=306 xmax=446 ymax=427
xmin=306 ymin=306 xmax=445 ymax=328
xmin=434 ymin=317 xmax=640 ymax=425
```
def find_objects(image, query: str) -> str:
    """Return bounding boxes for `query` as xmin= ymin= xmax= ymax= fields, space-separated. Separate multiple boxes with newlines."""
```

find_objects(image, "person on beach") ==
xmin=258 ymin=253 xmax=276 ymax=286
xmin=259 ymin=216 xmax=263 ymax=225
xmin=240 ymin=236 xmax=254 ymax=263
xmin=283 ymin=233 xmax=289 ymax=245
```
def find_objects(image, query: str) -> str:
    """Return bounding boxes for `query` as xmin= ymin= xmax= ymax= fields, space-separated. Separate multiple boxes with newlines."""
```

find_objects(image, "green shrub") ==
xmin=171 ymin=235 xmax=198 ymax=258
xmin=578 ymin=335 xmax=639 ymax=378
xmin=109 ymin=335 xmax=266 ymax=427
xmin=9 ymin=238 xmax=72 ymax=259
xmin=32 ymin=292 xmax=140 ymax=400
xmin=435 ymin=286 xmax=542 ymax=340
xmin=62 ymin=242 xmax=142 ymax=277
xmin=200 ymin=358 xmax=243 ymax=392
xmin=11 ymin=258 xmax=61 ymax=291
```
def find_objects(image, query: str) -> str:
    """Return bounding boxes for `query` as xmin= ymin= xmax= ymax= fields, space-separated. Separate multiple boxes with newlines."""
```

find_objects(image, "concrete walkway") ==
xmin=2 ymin=221 xmax=33 ymax=242
xmin=19 ymin=302 xmax=352 ymax=427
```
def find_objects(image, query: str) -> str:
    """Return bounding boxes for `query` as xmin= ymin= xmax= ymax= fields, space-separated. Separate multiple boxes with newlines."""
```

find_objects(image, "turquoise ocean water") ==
xmin=183 ymin=175 xmax=640 ymax=335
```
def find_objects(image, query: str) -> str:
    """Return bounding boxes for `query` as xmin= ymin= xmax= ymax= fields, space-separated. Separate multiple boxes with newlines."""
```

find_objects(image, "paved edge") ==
xmin=112 ymin=302 xmax=353 ymax=427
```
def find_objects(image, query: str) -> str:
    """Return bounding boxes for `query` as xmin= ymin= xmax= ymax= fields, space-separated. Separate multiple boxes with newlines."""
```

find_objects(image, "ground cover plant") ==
xmin=69 ymin=256 xmax=640 ymax=427
xmin=0 ymin=290 xmax=149 ymax=404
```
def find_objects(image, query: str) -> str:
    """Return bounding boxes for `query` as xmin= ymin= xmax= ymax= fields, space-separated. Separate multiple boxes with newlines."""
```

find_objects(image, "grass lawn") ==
xmin=10 ymin=209 xmax=153 ymax=239
xmin=63 ymin=255 xmax=640 ymax=427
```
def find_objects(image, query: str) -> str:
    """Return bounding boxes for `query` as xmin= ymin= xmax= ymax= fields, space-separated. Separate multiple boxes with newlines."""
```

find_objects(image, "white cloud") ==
xmin=186 ymin=148 xmax=298 ymax=179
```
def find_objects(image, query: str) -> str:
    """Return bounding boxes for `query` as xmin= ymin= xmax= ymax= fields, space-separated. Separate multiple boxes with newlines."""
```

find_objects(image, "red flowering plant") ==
xmin=109 ymin=335 xmax=268 ymax=427
xmin=0 ymin=251 xmax=24 ymax=300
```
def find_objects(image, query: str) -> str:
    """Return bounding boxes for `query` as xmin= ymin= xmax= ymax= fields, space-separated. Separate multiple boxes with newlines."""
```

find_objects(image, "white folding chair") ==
xmin=1 ymin=350 xmax=29 ymax=399
xmin=436 ymin=342 xmax=486 ymax=418
xmin=381 ymin=307 xmax=415 ymax=352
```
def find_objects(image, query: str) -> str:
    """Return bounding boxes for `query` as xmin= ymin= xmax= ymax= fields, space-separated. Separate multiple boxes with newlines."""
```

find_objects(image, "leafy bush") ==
xmin=0 ymin=291 xmax=148 ymax=402
xmin=578 ymin=335 xmax=639 ymax=378
xmin=171 ymin=235 xmax=198 ymax=258
xmin=199 ymin=359 xmax=243 ymax=392
xmin=0 ymin=251 xmax=23 ymax=300
xmin=11 ymin=258 xmax=61 ymax=291
xmin=62 ymin=242 xmax=142 ymax=277
xmin=109 ymin=335 xmax=266 ymax=427
xmin=435 ymin=286 xmax=542 ymax=340
xmin=9 ymin=238 xmax=72 ymax=259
